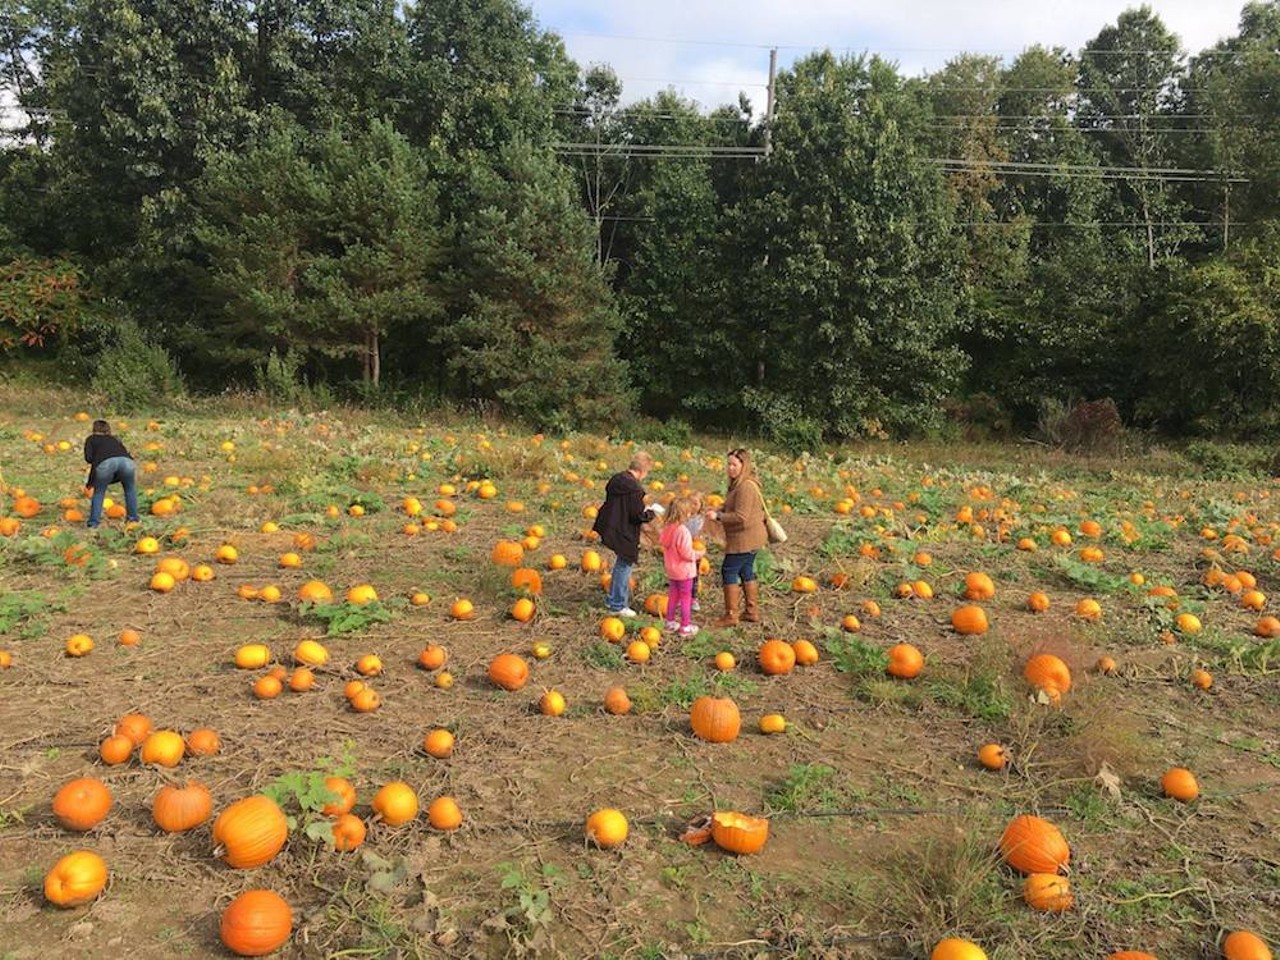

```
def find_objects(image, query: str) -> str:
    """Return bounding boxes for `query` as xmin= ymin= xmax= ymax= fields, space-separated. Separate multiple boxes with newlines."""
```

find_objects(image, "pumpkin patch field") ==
xmin=2 ymin=400 xmax=1280 ymax=959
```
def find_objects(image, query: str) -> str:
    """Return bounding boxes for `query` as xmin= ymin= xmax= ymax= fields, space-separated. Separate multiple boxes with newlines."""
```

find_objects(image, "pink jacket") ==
xmin=660 ymin=523 xmax=699 ymax=580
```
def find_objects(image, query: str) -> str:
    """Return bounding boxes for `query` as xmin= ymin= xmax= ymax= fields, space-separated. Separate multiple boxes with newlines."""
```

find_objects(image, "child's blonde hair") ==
xmin=665 ymin=496 xmax=699 ymax=527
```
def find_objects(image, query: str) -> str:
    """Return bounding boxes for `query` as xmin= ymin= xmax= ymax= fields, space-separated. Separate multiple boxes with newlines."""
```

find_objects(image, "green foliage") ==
xmin=90 ymin=318 xmax=185 ymax=411
xmin=0 ymin=589 xmax=64 ymax=639
xmin=494 ymin=861 xmax=565 ymax=954
xmin=1049 ymin=553 xmax=1130 ymax=594
xmin=581 ymin=642 xmax=625 ymax=670
xmin=1179 ymin=440 xmax=1270 ymax=480
xmin=825 ymin=631 xmax=889 ymax=677
xmin=261 ymin=742 xmax=358 ymax=841
xmin=300 ymin=600 xmax=396 ymax=636
xmin=922 ymin=669 xmax=1012 ymax=722
xmin=765 ymin=763 xmax=840 ymax=813
xmin=0 ymin=257 xmax=86 ymax=351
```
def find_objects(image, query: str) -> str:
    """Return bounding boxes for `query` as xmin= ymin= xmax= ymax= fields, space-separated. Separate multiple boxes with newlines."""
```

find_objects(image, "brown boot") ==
xmin=742 ymin=581 xmax=760 ymax=622
xmin=714 ymin=585 xmax=742 ymax=627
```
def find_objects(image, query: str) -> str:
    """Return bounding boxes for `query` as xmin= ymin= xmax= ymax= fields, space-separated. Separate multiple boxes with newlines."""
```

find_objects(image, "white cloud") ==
xmin=531 ymin=0 xmax=1246 ymax=108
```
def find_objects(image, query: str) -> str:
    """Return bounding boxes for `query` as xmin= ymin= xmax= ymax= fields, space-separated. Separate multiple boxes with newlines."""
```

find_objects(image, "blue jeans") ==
xmin=88 ymin=456 xmax=139 ymax=527
xmin=607 ymin=556 xmax=635 ymax=612
xmin=721 ymin=551 xmax=757 ymax=586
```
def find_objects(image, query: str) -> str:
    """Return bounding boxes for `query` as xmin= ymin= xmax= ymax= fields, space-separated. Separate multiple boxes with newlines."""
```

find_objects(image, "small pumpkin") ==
xmin=963 ymin=571 xmax=995 ymax=600
xmin=423 ymin=729 xmax=455 ymax=758
xmin=186 ymin=727 xmax=222 ymax=756
xmin=1023 ymin=873 xmax=1073 ymax=911
xmin=886 ymin=643 xmax=924 ymax=679
xmin=999 ymin=814 xmax=1070 ymax=875
xmin=321 ymin=777 xmax=357 ymax=816
xmin=1024 ymin=654 xmax=1072 ymax=701
xmin=331 ymin=813 xmax=366 ymax=851
xmin=427 ymin=795 xmax=463 ymax=831
xmin=491 ymin=539 xmax=525 ymax=567
xmin=212 ymin=795 xmax=289 ymax=868
xmin=152 ymin=782 xmax=213 ymax=833
xmin=43 ymin=850 xmax=108 ymax=908
xmin=931 ymin=939 xmax=988 ymax=960
xmin=219 ymin=888 xmax=293 ymax=957
xmin=585 ymin=808 xmax=628 ymax=848
xmin=951 ymin=604 xmax=989 ymax=635
xmin=977 ymin=744 xmax=1010 ymax=770
xmin=603 ymin=686 xmax=632 ymax=715
xmin=1160 ymin=767 xmax=1199 ymax=803
xmin=710 ymin=811 xmax=769 ymax=855
xmin=1223 ymin=930 xmax=1272 ymax=960
xmin=52 ymin=778 xmax=113 ymax=832
xmin=690 ymin=695 xmax=741 ymax=743
xmin=99 ymin=734 xmax=134 ymax=766
xmin=372 ymin=781 xmax=419 ymax=826
xmin=140 ymin=730 xmax=186 ymax=767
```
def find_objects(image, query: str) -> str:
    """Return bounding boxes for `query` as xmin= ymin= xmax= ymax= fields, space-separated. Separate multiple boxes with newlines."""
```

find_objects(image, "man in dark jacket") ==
xmin=592 ymin=451 xmax=659 ymax=617
xmin=83 ymin=419 xmax=140 ymax=528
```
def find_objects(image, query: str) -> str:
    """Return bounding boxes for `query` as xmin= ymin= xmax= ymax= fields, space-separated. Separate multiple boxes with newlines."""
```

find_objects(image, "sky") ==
xmin=527 ymin=0 xmax=1249 ymax=113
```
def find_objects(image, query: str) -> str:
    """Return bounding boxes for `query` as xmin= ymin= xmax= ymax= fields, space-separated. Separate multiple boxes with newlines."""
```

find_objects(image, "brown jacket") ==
xmin=720 ymin=479 xmax=768 ymax=553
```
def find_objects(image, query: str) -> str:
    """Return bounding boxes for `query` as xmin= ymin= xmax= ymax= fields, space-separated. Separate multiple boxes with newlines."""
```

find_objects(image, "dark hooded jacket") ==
xmin=591 ymin=470 xmax=654 ymax=564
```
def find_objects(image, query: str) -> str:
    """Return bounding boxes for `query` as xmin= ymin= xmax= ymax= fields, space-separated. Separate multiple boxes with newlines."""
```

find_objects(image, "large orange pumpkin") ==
xmin=999 ymin=814 xmax=1070 ymax=875
xmin=212 ymin=795 xmax=288 ymax=868
xmin=220 ymin=889 xmax=293 ymax=956
xmin=951 ymin=604 xmax=989 ymax=635
xmin=43 ymin=850 xmax=108 ymax=907
xmin=886 ymin=643 xmax=924 ymax=679
xmin=690 ymin=696 xmax=741 ymax=743
xmin=490 ymin=540 xmax=525 ymax=567
xmin=711 ymin=811 xmax=769 ymax=854
xmin=487 ymin=653 xmax=529 ymax=691
xmin=52 ymin=778 xmax=113 ymax=832
xmin=963 ymin=571 xmax=995 ymax=600
xmin=152 ymin=782 xmax=213 ymax=833
xmin=757 ymin=639 xmax=796 ymax=676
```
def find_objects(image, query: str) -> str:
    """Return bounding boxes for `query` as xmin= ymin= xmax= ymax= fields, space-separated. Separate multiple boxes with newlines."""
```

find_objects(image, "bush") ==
xmin=1038 ymin=397 xmax=1123 ymax=454
xmin=253 ymin=349 xmax=307 ymax=405
xmin=90 ymin=319 xmax=185 ymax=411
xmin=1181 ymin=440 xmax=1270 ymax=481
xmin=741 ymin=389 xmax=824 ymax=456
xmin=621 ymin=416 xmax=693 ymax=448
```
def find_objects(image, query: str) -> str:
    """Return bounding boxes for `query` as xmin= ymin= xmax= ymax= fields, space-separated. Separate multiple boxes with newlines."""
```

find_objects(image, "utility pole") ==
xmin=764 ymin=47 xmax=777 ymax=158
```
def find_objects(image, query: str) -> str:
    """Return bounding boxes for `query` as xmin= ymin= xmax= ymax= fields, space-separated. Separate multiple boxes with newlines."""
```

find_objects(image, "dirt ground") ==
xmin=1 ymin=406 xmax=1279 ymax=959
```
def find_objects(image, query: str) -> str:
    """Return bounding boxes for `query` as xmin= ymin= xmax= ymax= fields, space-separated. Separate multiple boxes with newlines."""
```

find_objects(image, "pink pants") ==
xmin=667 ymin=578 xmax=694 ymax=627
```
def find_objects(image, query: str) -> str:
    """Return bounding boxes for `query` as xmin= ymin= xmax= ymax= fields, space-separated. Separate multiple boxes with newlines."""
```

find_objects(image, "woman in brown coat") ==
xmin=705 ymin=447 xmax=768 ymax=626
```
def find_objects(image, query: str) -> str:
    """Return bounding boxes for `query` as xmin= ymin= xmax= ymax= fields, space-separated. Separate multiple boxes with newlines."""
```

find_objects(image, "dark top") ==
xmin=84 ymin=434 xmax=133 ymax=486
xmin=591 ymin=470 xmax=654 ymax=564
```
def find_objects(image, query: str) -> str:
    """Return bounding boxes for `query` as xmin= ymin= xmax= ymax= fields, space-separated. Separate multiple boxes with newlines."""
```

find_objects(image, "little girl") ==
xmin=660 ymin=496 xmax=706 ymax=636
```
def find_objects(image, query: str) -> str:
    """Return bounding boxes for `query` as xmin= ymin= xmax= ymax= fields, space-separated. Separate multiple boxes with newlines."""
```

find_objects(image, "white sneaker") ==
xmin=691 ymin=599 xmax=701 ymax=612
xmin=611 ymin=607 xmax=638 ymax=618
xmin=679 ymin=624 xmax=700 ymax=637
xmin=664 ymin=620 xmax=680 ymax=633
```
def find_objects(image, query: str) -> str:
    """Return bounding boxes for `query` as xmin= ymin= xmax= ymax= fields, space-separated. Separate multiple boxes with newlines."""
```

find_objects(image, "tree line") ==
xmin=2 ymin=0 xmax=1279 ymax=444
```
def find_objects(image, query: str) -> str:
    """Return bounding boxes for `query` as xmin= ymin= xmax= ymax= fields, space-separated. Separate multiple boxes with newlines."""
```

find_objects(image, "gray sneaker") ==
xmin=610 ymin=607 xmax=638 ymax=618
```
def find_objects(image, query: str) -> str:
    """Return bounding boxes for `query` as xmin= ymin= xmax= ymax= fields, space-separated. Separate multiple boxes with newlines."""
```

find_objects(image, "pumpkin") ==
xmin=886 ymin=643 xmax=924 ymax=679
xmin=186 ymin=727 xmax=222 ymax=756
xmin=331 ymin=813 xmax=366 ymax=851
xmin=1160 ymin=767 xmax=1199 ymax=802
xmin=140 ymin=730 xmax=186 ymax=767
xmin=1223 ymin=930 xmax=1272 ymax=960
xmin=1027 ymin=592 xmax=1051 ymax=612
xmin=585 ymin=808 xmax=628 ymax=848
xmin=234 ymin=643 xmax=271 ymax=669
xmin=52 ymin=778 xmax=113 ymax=832
xmin=1105 ymin=954 xmax=1158 ymax=960
xmin=999 ymin=814 xmax=1070 ymax=875
xmin=488 ymin=653 xmax=529 ymax=691
xmin=322 ymin=777 xmax=357 ymax=816
xmin=99 ymin=734 xmax=134 ymax=765
xmin=219 ymin=889 xmax=293 ymax=957
xmin=603 ymin=687 xmax=632 ymax=715
xmin=711 ymin=811 xmax=769 ymax=855
xmin=510 ymin=567 xmax=543 ymax=595
xmin=1024 ymin=654 xmax=1072 ymax=700
xmin=423 ymin=729 xmax=455 ymax=758
xmin=491 ymin=540 xmax=525 ymax=567
xmin=539 ymin=689 xmax=567 ymax=716
xmin=963 ymin=571 xmax=995 ymax=600
xmin=931 ymin=939 xmax=988 ymax=960
xmin=792 ymin=639 xmax=819 ymax=665
xmin=977 ymin=744 xmax=1010 ymax=770
xmin=599 ymin=616 xmax=626 ymax=642
xmin=951 ymin=604 xmax=989 ymax=635
xmin=43 ymin=850 xmax=108 ymax=908
xmin=152 ymin=782 xmax=213 ymax=833
xmin=1023 ymin=873 xmax=1073 ymax=911
xmin=450 ymin=598 xmax=475 ymax=620
xmin=346 ymin=584 xmax=378 ymax=605
xmin=212 ymin=795 xmax=289 ymax=868
xmin=757 ymin=639 xmax=796 ymax=676
xmin=297 ymin=580 xmax=333 ymax=603
xmin=759 ymin=713 xmax=787 ymax=734
xmin=427 ymin=796 xmax=463 ymax=831
xmin=510 ymin=597 xmax=536 ymax=623
xmin=690 ymin=696 xmax=741 ymax=743
xmin=372 ymin=781 xmax=419 ymax=826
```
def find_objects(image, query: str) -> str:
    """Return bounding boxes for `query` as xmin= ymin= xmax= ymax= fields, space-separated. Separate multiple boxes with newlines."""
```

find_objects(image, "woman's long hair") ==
xmin=727 ymin=447 xmax=757 ymax=491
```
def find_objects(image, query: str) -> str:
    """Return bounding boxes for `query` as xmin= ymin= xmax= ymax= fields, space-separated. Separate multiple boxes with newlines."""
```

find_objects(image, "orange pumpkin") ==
xmin=1024 ymin=653 xmax=1072 ymax=700
xmin=331 ymin=813 xmax=367 ymax=851
xmin=372 ymin=781 xmax=419 ymax=826
xmin=52 ymin=778 xmax=113 ymax=831
xmin=510 ymin=567 xmax=543 ymax=595
xmin=490 ymin=540 xmax=525 ymax=567
xmin=963 ymin=571 xmax=995 ymax=600
xmin=43 ymin=850 xmax=108 ymax=907
xmin=487 ymin=653 xmax=529 ymax=691
xmin=186 ymin=727 xmax=222 ymax=756
xmin=886 ymin=643 xmax=924 ymax=679
xmin=999 ymin=814 xmax=1070 ymax=875
xmin=603 ymin=686 xmax=632 ymax=715
xmin=140 ymin=730 xmax=186 ymax=767
xmin=219 ymin=889 xmax=293 ymax=957
xmin=423 ymin=729 xmax=455 ymax=759
xmin=322 ymin=777 xmax=357 ymax=816
xmin=690 ymin=696 xmax=741 ymax=743
xmin=757 ymin=639 xmax=796 ymax=676
xmin=1160 ymin=767 xmax=1199 ymax=802
xmin=1023 ymin=873 xmax=1073 ymax=911
xmin=152 ymin=782 xmax=213 ymax=833
xmin=427 ymin=795 xmax=463 ymax=831
xmin=951 ymin=604 xmax=989 ymax=635
xmin=99 ymin=734 xmax=134 ymax=766
xmin=212 ymin=795 xmax=289 ymax=868
xmin=710 ymin=811 xmax=769 ymax=854
xmin=1222 ymin=931 xmax=1272 ymax=960
xmin=931 ymin=939 xmax=988 ymax=960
